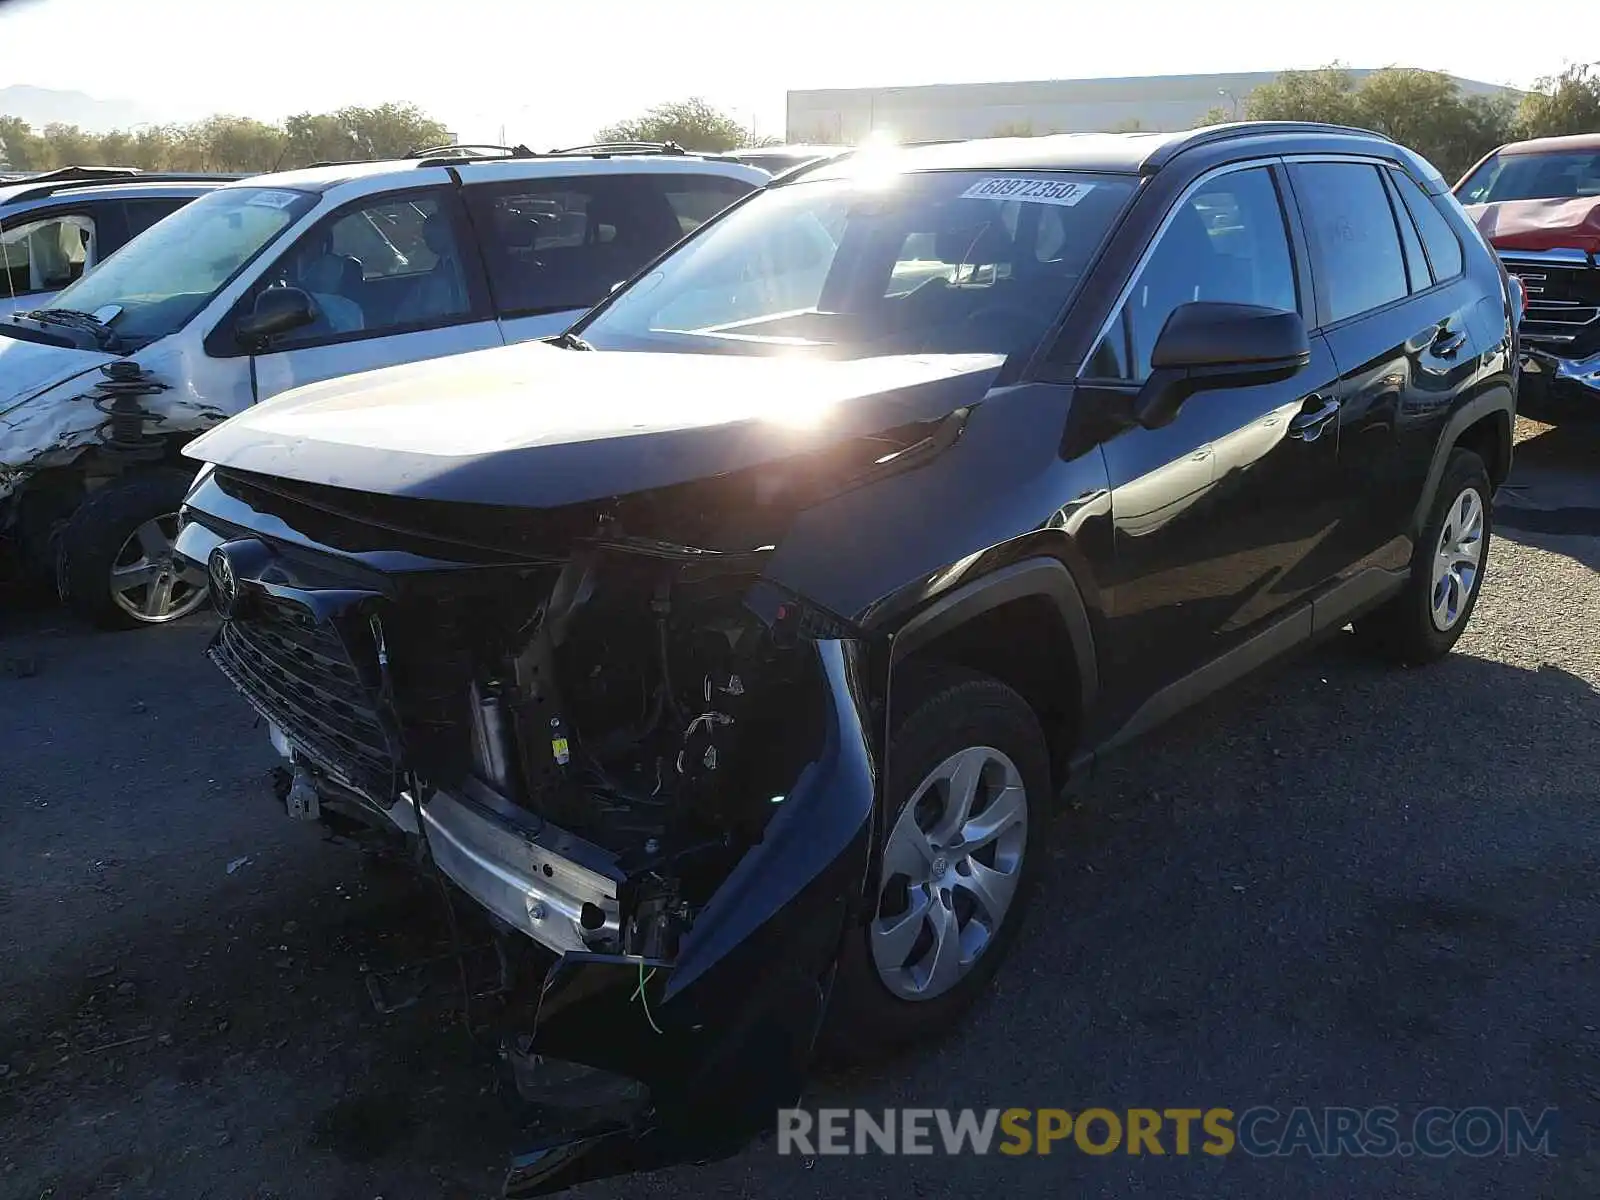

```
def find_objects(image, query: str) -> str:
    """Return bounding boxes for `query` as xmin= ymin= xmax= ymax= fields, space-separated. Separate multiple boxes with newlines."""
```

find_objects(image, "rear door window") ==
xmin=660 ymin=174 xmax=758 ymax=235
xmin=466 ymin=175 xmax=693 ymax=316
xmin=1289 ymin=162 xmax=1409 ymax=325
xmin=121 ymin=198 xmax=191 ymax=242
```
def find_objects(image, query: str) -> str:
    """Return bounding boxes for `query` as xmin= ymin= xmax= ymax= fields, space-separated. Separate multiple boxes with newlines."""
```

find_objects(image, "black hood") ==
xmin=185 ymin=341 xmax=1005 ymax=508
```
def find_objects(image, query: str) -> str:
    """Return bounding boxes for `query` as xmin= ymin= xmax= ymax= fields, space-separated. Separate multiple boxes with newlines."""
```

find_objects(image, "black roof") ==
xmin=784 ymin=122 xmax=1433 ymax=186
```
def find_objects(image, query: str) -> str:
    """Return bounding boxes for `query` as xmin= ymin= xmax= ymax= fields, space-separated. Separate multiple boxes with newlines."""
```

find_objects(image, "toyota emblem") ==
xmin=208 ymin=545 xmax=239 ymax=618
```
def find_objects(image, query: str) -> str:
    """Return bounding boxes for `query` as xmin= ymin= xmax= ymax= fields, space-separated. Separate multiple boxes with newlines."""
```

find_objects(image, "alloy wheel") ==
xmin=109 ymin=514 xmax=209 ymax=624
xmin=1429 ymin=486 xmax=1485 ymax=632
xmin=870 ymin=745 xmax=1029 ymax=1001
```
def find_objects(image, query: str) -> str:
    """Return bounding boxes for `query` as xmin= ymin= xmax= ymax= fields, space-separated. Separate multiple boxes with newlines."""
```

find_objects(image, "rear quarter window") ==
xmin=1390 ymin=169 xmax=1464 ymax=283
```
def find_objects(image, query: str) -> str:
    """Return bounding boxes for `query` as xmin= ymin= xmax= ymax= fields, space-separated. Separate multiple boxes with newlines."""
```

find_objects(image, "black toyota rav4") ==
xmin=175 ymin=122 xmax=1518 ymax=1193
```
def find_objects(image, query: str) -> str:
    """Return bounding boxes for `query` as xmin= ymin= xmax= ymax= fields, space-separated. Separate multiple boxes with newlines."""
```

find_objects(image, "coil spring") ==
xmin=90 ymin=361 xmax=170 ymax=459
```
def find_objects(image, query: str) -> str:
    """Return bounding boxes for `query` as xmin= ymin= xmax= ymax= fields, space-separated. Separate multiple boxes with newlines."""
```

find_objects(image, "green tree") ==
xmin=1244 ymin=64 xmax=1362 ymax=125
xmin=0 ymin=115 xmax=49 ymax=169
xmin=595 ymin=97 xmax=753 ymax=151
xmin=1515 ymin=62 xmax=1600 ymax=139
xmin=1225 ymin=64 xmax=1516 ymax=180
xmin=338 ymin=103 xmax=451 ymax=159
xmin=0 ymin=102 xmax=453 ymax=176
xmin=190 ymin=115 xmax=288 ymax=172
xmin=1194 ymin=105 xmax=1233 ymax=127
xmin=41 ymin=122 xmax=100 ymax=167
xmin=1352 ymin=68 xmax=1514 ymax=179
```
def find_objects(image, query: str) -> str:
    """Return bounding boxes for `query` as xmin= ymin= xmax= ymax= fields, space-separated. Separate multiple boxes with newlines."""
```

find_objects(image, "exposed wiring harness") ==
xmin=631 ymin=962 xmax=664 ymax=1035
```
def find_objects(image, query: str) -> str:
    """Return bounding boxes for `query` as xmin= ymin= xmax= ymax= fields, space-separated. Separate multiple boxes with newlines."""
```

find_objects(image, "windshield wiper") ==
xmin=24 ymin=307 xmax=122 ymax=350
xmin=551 ymin=331 xmax=594 ymax=351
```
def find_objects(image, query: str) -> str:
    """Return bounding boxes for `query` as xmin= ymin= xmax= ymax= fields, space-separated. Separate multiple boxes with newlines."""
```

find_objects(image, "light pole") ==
xmin=1218 ymin=88 xmax=1241 ymax=119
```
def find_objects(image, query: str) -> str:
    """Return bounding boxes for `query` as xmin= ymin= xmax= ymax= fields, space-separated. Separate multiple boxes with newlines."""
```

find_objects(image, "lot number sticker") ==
xmin=959 ymin=177 xmax=1096 ymax=206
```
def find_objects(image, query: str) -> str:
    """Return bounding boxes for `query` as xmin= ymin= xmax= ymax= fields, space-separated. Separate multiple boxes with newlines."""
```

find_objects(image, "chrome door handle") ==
xmin=1288 ymin=395 xmax=1341 ymax=441
xmin=1433 ymin=328 xmax=1468 ymax=358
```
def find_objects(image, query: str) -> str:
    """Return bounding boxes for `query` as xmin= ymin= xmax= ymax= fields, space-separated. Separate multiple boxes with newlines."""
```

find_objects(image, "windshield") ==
xmin=1458 ymin=150 xmax=1600 ymax=204
xmin=41 ymin=186 xmax=317 ymax=348
xmin=578 ymin=169 xmax=1137 ymax=361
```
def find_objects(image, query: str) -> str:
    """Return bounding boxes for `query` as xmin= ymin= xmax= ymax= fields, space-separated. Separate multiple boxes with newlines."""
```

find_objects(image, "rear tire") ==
xmin=822 ymin=665 xmax=1048 ymax=1063
xmin=1353 ymin=448 xmax=1492 ymax=665
xmin=57 ymin=468 xmax=208 ymax=630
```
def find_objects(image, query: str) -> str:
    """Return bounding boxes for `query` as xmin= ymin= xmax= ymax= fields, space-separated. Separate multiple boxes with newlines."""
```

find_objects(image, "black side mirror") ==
xmin=235 ymin=286 xmax=316 ymax=348
xmin=1133 ymin=301 xmax=1310 ymax=429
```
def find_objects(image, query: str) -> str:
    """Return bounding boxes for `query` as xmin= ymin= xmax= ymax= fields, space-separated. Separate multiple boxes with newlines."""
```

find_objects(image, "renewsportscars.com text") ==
xmin=776 ymin=1106 xmax=1557 ymax=1158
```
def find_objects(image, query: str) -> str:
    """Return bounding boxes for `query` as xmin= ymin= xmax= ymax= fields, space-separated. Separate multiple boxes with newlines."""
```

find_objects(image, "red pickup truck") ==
xmin=1456 ymin=132 xmax=1600 ymax=400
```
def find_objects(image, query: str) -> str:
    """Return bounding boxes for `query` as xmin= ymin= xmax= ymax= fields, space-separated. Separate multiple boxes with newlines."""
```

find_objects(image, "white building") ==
xmin=786 ymin=70 xmax=1516 ymax=144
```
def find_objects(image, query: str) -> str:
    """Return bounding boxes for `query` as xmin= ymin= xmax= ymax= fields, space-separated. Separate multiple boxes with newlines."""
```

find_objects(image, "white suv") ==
xmin=0 ymin=146 xmax=767 ymax=627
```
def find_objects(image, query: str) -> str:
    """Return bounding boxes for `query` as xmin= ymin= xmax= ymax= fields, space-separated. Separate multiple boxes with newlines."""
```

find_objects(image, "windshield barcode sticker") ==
xmin=959 ymin=177 xmax=1095 ymax=206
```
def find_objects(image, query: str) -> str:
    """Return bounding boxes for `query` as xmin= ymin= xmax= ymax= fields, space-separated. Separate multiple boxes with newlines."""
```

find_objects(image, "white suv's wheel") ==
xmin=57 ymin=469 xmax=209 ymax=630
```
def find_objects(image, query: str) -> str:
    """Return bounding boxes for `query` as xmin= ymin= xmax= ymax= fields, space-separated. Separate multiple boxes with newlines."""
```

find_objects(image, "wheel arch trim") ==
xmin=1410 ymin=387 xmax=1514 ymax=541
xmin=886 ymin=556 xmax=1099 ymax=718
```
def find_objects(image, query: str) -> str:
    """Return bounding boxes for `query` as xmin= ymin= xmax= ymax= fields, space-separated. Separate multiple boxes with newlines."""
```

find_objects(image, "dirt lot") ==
xmin=2 ymin=416 xmax=1597 ymax=1200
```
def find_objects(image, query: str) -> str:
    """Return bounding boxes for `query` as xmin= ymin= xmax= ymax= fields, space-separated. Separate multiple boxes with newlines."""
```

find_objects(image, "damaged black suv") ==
xmin=175 ymin=122 xmax=1518 ymax=1193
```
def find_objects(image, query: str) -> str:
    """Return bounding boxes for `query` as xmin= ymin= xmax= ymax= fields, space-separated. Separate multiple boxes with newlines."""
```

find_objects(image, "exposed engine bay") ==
xmin=403 ymin=548 xmax=830 ymax=962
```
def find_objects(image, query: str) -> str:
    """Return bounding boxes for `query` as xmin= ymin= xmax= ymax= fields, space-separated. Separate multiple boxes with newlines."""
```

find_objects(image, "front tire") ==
xmin=57 ymin=468 xmax=209 ymax=630
xmin=1354 ymin=448 xmax=1492 ymax=664
xmin=823 ymin=666 xmax=1048 ymax=1062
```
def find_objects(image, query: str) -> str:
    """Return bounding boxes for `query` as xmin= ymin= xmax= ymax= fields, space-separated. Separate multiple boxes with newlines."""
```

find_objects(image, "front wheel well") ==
xmin=893 ymin=593 xmax=1083 ymax=791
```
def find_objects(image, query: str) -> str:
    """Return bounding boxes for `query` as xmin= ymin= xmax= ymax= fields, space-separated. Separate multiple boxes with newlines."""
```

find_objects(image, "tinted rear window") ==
xmin=1291 ymin=162 xmax=1408 ymax=324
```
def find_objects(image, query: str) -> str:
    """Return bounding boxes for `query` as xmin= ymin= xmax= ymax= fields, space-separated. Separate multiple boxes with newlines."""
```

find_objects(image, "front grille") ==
xmin=1502 ymin=257 xmax=1600 ymax=358
xmin=209 ymin=594 xmax=396 ymax=797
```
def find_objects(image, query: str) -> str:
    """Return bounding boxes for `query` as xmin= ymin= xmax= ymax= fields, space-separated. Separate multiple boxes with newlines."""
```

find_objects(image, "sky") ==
xmin=0 ymin=0 xmax=1582 ymax=147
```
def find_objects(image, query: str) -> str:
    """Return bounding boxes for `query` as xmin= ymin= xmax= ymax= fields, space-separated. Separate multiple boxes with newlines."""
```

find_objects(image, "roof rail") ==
xmin=406 ymin=142 xmax=535 ymax=162
xmin=547 ymin=141 xmax=691 ymax=158
xmin=5 ymin=169 xmax=243 ymax=205
xmin=1146 ymin=120 xmax=1392 ymax=170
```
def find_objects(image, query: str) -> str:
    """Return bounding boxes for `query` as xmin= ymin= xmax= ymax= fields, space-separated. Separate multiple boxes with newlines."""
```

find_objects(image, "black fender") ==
xmin=886 ymin=555 xmax=1099 ymax=722
xmin=1409 ymin=385 xmax=1514 ymax=540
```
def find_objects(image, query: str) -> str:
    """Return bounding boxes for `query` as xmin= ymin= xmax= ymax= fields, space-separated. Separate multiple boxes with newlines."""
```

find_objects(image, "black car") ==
xmin=174 ymin=121 xmax=1518 ymax=1193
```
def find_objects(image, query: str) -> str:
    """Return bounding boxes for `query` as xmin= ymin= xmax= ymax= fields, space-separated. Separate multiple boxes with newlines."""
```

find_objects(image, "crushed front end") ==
xmin=175 ymin=466 xmax=879 ymax=1192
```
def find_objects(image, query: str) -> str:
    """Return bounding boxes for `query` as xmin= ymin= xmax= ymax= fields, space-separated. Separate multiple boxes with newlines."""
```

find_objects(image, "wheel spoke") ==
xmin=174 ymin=558 xmax=209 ymax=588
xmin=961 ymin=783 xmax=1026 ymax=852
xmin=872 ymin=887 xmax=931 ymax=966
xmin=957 ymin=858 xmax=1018 ymax=927
xmin=919 ymin=898 xmax=965 ymax=995
xmin=882 ymin=815 xmax=936 ymax=880
xmin=111 ymin=560 xmax=158 ymax=590
xmin=930 ymin=748 xmax=987 ymax=845
xmin=143 ymin=572 xmax=176 ymax=617
xmin=135 ymin=520 xmax=171 ymax=559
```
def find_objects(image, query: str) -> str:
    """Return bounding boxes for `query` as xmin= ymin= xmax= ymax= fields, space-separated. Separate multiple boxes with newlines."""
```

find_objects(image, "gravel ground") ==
xmin=1 ymin=421 xmax=1597 ymax=1200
